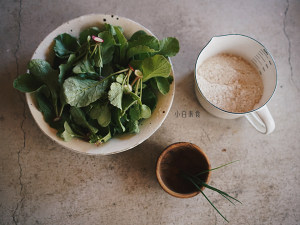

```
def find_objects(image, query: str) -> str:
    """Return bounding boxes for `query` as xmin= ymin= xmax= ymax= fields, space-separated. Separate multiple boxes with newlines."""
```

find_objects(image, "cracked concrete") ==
xmin=12 ymin=110 xmax=26 ymax=225
xmin=11 ymin=0 xmax=26 ymax=224
xmin=283 ymin=0 xmax=297 ymax=92
xmin=1 ymin=0 xmax=300 ymax=224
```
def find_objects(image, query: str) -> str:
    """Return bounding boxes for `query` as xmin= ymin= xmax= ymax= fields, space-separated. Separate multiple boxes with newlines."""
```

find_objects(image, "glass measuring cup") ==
xmin=194 ymin=34 xmax=277 ymax=134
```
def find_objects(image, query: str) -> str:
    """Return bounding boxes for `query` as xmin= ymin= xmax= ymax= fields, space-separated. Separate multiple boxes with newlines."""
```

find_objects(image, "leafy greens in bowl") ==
xmin=13 ymin=14 xmax=179 ymax=155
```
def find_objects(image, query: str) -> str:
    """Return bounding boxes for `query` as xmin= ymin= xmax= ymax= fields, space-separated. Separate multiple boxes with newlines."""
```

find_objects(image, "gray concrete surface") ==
xmin=1 ymin=0 xmax=299 ymax=224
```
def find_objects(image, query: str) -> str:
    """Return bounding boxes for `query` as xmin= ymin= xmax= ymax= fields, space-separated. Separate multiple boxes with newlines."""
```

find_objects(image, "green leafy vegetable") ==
xmin=73 ymin=58 xmax=96 ymax=74
xmin=89 ymin=128 xmax=111 ymax=144
xmin=129 ymin=104 xmax=141 ymax=121
xmin=127 ymin=45 xmax=157 ymax=59
xmin=70 ymin=106 xmax=98 ymax=134
xmin=141 ymin=88 xmax=157 ymax=111
xmin=108 ymin=82 xmax=123 ymax=109
xmin=28 ymin=59 xmax=60 ymax=116
xmin=140 ymin=104 xmax=151 ymax=119
xmin=13 ymin=73 xmax=43 ymax=92
xmin=34 ymin=85 xmax=55 ymax=125
xmin=54 ymin=33 xmax=80 ymax=58
xmin=59 ymin=121 xmax=82 ymax=141
xmin=159 ymin=37 xmax=180 ymax=57
xmin=128 ymin=34 xmax=160 ymax=51
xmin=13 ymin=23 xmax=179 ymax=144
xmin=114 ymin=26 xmax=128 ymax=64
xmin=112 ymin=108 xmax=125 ymax=132
xmin=63 ymin=77 xmax=109 ymax=107
xmin=153 ymin=77 xmax=171 ymax=95
xmin=58 ymin=54 xmax=76 ymax=84
xmin=141 ymin=55 xmax=171 ymax=82
xmin=90 ymin=103 xmax=111 ymax=127
xmin=98 ymin=31 xmax=116 ymax=64
xmin=128 ymin=120 xmax=139 ymax=133
xmin=116 ymin=74 xmax=124 ymax=83
xmin=129 ymin=30 xmax=147 ymax=41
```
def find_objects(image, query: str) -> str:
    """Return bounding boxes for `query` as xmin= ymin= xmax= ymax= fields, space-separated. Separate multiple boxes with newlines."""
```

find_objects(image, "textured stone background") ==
xmin=0 ymin=0 xmax=299 ymax=224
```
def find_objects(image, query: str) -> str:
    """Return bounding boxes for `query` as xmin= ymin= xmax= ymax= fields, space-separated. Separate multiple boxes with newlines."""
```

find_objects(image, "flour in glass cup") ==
xmin=196 ymin=54 xmax=264 ymax=113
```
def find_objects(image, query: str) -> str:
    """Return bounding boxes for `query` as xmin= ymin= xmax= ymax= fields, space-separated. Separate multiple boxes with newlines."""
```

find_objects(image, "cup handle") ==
xmin=245 ymin=106 xmax=275 ymax=134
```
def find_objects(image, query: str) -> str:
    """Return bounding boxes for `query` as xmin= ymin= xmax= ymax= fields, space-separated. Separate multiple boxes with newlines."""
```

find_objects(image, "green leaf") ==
xmin=128 ymin=34 xmax=160 ymax=51
xmin=168 ymin=75 xmax=174 ymax=84
xmin=63 ymin=77 xmax=109 ymax=107
xmin=121 ymin=94 xmax=137 ymax=116
xmin=140 ymin=104 xmax=151 ymax=119
xmin=89 ymin=128 xmax=111 ymax=144
xmin=54 ymin=33 xmax=80 ymax=58
xmin=77 ymin=73 xmax=99 ymax=80
xmin=60 ymin=121 xmax=78 ymax=141
xmin=13 ymin=73 xmax=43 ymax=93
xmin=114 ymin=26 xmax=128 ymax=64
xmin=154 ymin=77 xmax=170 ymax=95
xmin=116 ymin=74 xmax=124 ymax=84
xmin=128 ymin=59 xmax=142 ymax=71
xmin=58 ymin=85 xmax=67 ymax=117
xmin=79 ymin=27 xmax=100 ymax=45
xmin=128 ymin=92 xmax=142 ymax=105
xmin=142 ymin=88 xmax=157 ymax=111
xmin=90 ymin=103 xmax=111 ymax=127
xmin=28 ymin=59 xmax=60 ymax=116
xmin=28 ymin=59 xmax=59 ymax=87
xmin=73 ymin=58 xmax=96 ymax=74
xmin=129 ymin=30 xmax=147 ymax=42
xmin=93 ymin=45 xmax=103 ymax=68
xmin=58 ymin=54 xmax=76 ymax=84
xmin=128 ymin=120 xmax=139 ymax=134
xmin=70 ymin=106 xmax=98 ymax=134
xmin=101 ymin=63 xmax=114 ymax=77
xmin=126 ymin=45 xmax=157 ymax=59
xmin=158 ymin=37 xmax=180 ymax=57
xmin=34 ymin=85 xmax=55 ymax=124
xmin=98 ymin=31 xmax=116 ymax=64
xmin=129 ymin=104 xmax=141 ymax=121
xmin=141 ymin=55 xmax=171 ymax=82
xmin=101 ymin=129 xmax=112 ymax=143
xmin=108 ymin=82 xmax=123 ymax=109
xmin=112 ymin=108 xmax=125 ymax=132
xmin=104 ymin=23 xmax=117 ymax=36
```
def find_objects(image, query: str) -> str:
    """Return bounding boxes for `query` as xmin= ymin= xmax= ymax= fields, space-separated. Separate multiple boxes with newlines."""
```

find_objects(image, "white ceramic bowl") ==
xmin=26 ymin=14 xmax=175 ymax=155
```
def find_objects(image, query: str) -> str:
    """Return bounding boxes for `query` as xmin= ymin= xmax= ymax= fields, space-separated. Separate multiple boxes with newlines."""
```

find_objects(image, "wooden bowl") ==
xmin=156 ymin=142 xmax=211 ymax=198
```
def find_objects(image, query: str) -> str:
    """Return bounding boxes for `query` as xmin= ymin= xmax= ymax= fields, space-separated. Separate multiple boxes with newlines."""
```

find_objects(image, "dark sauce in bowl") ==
xmin=156 ymin=142 xmax=211 ymax=198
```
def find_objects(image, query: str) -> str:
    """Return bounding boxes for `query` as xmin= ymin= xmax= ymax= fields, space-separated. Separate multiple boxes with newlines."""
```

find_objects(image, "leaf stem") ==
xmin=131 ymin=76 xmax=139 ymax=86
xmin=102 ymin=68 xmax=129 ymax=83
xmin=127 ymin=69 xmax=132 ymax=85
xmin=191 ymin=175 xmax=241 ymax=204
xmin=110 ymin=68 xmax=129 ymax=76
xmin=140 ymin=79 xmax=143 ymax=100
xmin=195 ymin=160 xmax=239 ymax=176
xmin=90 ymin=44 xmax=98 ymax=57
xmin=135 ymin=79 xmax=140 ymax=95
xmin=185 ymin=176 xmax=229 ymax=223
xmin=58 ymin=105 xmax=64 ymax=118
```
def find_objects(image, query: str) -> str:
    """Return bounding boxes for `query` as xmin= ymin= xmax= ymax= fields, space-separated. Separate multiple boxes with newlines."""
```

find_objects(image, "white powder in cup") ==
xmin=196 ymin=54 xmax=263 ymax=113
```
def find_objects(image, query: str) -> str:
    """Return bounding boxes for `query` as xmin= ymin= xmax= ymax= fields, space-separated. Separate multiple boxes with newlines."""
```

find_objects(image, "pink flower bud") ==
xmin=92 ymin=35 xmax=104 ymax=43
